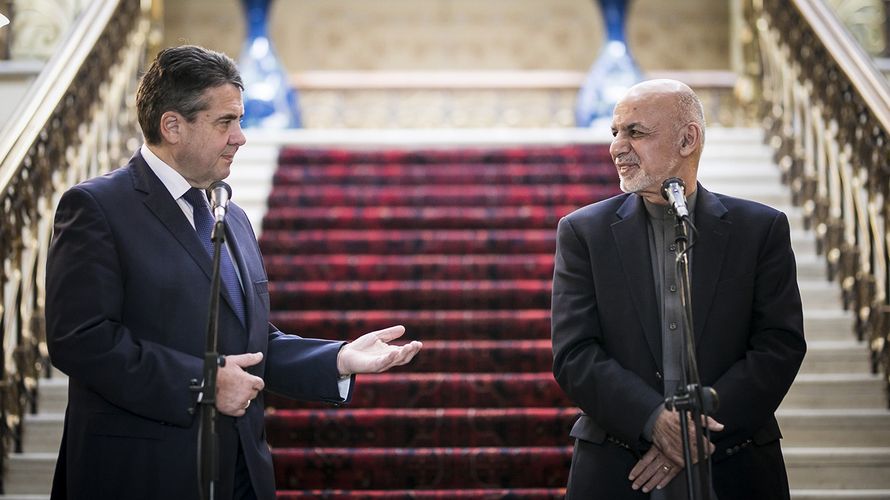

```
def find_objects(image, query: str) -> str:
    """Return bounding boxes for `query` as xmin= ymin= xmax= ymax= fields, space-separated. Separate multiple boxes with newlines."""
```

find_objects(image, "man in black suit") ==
xmin=551 ymin=79 xmax=806 ymax=499
xmin=46 ymin=45 xmax=421 ymax=500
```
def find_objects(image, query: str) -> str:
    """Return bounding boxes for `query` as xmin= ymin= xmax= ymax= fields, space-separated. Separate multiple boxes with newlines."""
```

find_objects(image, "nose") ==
xmin=231 ymin=122 xmax=247 ymax=147
xmin=609 ymin=134 xmax=628 ymax=160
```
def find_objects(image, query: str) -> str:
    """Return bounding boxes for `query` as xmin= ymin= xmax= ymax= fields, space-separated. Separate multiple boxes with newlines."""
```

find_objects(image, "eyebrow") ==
xmin=215 ymin=112 xmax=242 ymax=123
xmin=612 ymin=122 xmax=652 ymax=133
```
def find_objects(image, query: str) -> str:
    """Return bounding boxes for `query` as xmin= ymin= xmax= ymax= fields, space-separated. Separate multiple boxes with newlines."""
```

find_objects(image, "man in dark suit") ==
xmin=551 ymin=79 xmax=806 ymax=499
xmin=45 ymin=45 xmax=421 ymax=500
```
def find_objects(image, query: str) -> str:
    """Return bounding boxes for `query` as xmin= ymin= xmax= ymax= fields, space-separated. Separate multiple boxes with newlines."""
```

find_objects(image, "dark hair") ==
xmin=136 ymin=45 xmax=243 ymax=144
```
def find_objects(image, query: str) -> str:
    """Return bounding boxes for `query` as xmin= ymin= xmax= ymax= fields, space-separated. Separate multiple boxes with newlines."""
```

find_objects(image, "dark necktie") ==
xmin=183 ymin=187 xmax=247 ymax=327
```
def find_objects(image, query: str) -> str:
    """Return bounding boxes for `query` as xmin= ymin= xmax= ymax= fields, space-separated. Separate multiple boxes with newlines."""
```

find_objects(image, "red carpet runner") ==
xmin=259 ymin=145 xmax=620 ymax=499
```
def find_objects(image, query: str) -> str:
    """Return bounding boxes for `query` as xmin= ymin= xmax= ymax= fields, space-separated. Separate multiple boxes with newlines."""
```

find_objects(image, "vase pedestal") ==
xmin=575 ymin=0 xmax=642 ymax=128
xmin=239 ymin=0 xmax=301 ymax=128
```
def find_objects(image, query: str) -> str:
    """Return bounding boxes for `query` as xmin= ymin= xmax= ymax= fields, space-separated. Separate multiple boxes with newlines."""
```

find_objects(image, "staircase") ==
xmin=3 ymin=128 xmax=889 ymax=499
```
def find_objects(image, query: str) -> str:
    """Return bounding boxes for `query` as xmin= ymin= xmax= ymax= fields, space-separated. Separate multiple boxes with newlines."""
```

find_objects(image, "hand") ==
xmin=629 ymin=446 xmax=682 ymax=493
xmin=652 ymin=409 xmax=724 ymax=465
xmin=216 ymin=352 xmax=265 ymax=417
xmin=336 ymin=325 xmax=422 ymax=376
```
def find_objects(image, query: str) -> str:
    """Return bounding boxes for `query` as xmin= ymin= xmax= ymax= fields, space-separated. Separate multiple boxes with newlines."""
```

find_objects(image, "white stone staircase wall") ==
xmin=3 ymin=127 xmax=888 ymax=499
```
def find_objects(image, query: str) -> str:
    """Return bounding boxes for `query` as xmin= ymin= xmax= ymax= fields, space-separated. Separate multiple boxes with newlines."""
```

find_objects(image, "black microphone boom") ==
xmin=207 ymin=181 xmax=232 ymax=223
xmin=661 ymin=177 xmax=689 ymax=219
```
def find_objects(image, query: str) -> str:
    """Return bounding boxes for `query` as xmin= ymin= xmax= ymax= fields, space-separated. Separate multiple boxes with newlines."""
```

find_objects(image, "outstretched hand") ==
xmin=336 ymin=325 xmax=422 ymax=376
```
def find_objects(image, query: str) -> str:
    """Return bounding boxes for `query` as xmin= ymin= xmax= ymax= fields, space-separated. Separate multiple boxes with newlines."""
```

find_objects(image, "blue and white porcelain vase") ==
xmin=238 ymin=0 xmax=301 ymax=128
xmin=575 ymin=0 xmax=643 ymax=128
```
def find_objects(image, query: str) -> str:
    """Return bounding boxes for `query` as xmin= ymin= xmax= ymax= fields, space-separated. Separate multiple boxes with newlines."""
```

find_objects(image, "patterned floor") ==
xmin=259 ymin=145 xmax=620 ymax=498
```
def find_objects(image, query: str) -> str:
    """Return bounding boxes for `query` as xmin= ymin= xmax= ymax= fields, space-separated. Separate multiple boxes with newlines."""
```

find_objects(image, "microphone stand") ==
xmin=664 ymin=214 xmax=719 ymax=500
xmin=189 ymin=218 xmax=228 ymax=500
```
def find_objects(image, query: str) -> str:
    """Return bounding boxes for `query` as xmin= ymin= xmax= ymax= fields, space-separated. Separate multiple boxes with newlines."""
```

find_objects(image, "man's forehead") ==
xmin=612 ymin=94 xmax=670 ymax=128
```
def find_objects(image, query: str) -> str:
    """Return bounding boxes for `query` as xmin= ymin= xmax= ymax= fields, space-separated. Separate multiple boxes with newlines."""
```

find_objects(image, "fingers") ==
xmin=705 ymin=416 xmax=725 ymax=432
xmin=652 ymin=409 xmax=718 ymax=465
xmin=371 ymin=325 xmax=406 ymax=343
xmin=629 ymin=447 xmax=681 ymax=493
xmin=226 ymin=352 xmax=264 ymax=368
xmin=216 ymin=353 xmax=265 ymax=416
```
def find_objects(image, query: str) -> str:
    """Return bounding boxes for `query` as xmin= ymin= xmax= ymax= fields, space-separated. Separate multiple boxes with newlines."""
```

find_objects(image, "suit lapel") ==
xmin=611 ymin=195 xmax=663 ymax=370
xmin=225 ymin=213 xmax=267 ymax=352
xmin=131 ymin=153 xmax=214 ymax=280
xmin=690 ymin=185 xmax=730 ymax=344
xmin=130 ymin=153 xmax=248 ymax=329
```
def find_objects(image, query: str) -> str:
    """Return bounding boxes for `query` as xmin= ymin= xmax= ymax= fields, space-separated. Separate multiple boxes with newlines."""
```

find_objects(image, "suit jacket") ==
xmin=46 ymin=152 xmax=349 ymax=500
xmin=551 ymin=185 xmax=806 ymax=499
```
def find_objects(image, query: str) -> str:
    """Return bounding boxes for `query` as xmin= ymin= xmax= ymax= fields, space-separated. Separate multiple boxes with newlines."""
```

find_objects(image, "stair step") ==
xmin=277 ymin=309 xmax=552 ymax=341
xmin=260 ymin=229 xmax=558 ymax=255
xmin=800 ymin=340 xmax=871 ymax=374
xmin=266 ymin=184 xmax=620 ymax=208
xmin=273 ymin=163 xmax=616 ymax=187
xmin=785 ymin=447 xmax=890 ymax=489
xmin=265 ymin=407 xmax=576 ymax=447
xmin=266 ymin=373 xmax=569 ymax=410
xmin=272 ymin=446 xmax=572 ymax=490
xmin=22 ymin=414 xmax=63 ymax=454
xmin=799 ymin=280 xmax=843 ymax=309
xmin=783 ymin=373 xmax=887 ymax=409
xmin=263 ymin=205 xmax=577 ymax=230
xmin=389 ymin=340 xmax=552 ymax=373
xmin=801 ymin=309 xmax=854 ymax=341
xmin=790 ymin=490 xmax=890 ymax=499
xmin=36 ymin=378 xmax=68 ymax=414
xmin=4 ymin=453 xmax=56 ymax=495
xmin=265 ymin=254 xmax=555 ymax=281
xmin=777 ymin=409 xmax=890 ymax=446
xmin=269 ymin=280 xmax=552 ymax=310
xmin=277 ymin=489 xmax=565 ymax=499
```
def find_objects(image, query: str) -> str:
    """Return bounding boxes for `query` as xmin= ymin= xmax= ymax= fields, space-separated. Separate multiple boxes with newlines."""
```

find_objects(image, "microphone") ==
xmin=207 ymin=181 xmax=232 ymax=223
xmin=661 ymin=177 xmax=689 ymax=219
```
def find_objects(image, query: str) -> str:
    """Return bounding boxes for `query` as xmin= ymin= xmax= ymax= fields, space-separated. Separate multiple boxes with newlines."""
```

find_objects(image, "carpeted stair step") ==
xmin=276 ymin=488 xmax=565 ymax=499
xmin=263 ymin=205 xmax=579 ymax=230
xmin=269 ymin=280 xmax=550 ymax=310
xmin=265 ymin=254 xmax=555 ymax=281
xmin=265 ymin=408 xmax=576 ymax=448
xmin=266 ymin=373 xmax=569 ymax=409
xmin=272 ymin=446 xmax=571 ymax=490
xmin=273 ymin=162 xmax=615 ymax=186
xmin=269 ymin=310 xmax=550 ymax=340
xmin=387 ymin=340 xmax=552 ymax=373
xmin=276 ymin=145 xmax=610 ymax=166
xmin=265 ymin=185 xmax=618 ymax=208
xmin=260 ymin=229 xmax=556 ymax=255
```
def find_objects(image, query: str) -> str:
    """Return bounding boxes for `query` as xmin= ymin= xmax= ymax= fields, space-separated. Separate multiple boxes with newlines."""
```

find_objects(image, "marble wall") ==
xmin=162 ymin=0 xmax=732 ymax=72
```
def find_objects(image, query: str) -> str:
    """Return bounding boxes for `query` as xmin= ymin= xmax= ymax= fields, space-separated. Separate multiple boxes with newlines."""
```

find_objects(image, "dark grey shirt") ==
xmin=641 ymin=191 xmax=717 ymax=499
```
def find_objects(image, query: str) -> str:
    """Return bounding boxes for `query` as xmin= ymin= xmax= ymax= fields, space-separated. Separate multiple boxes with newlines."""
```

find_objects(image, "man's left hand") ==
xmin=336 ymin=325 xmax=422 ymax=375
xmin=629 ymin=446 xmax=682 ymax=493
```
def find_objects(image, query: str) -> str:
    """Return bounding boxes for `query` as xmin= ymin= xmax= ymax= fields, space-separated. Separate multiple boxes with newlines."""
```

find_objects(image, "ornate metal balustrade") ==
xmin=742 ymin=0 xmax=890 ymax=401
xmin=0 ymin=0 xmax=149 ymax=487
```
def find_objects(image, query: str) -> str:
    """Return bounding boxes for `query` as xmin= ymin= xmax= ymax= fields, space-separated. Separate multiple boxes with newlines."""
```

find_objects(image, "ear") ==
xmin=678 ymin=122 xmax=702 ymax=158
xmin=159 ymin=111 xmax=182 ymax=144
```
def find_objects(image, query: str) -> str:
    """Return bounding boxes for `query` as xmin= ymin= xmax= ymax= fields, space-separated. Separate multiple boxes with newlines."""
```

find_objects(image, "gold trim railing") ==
xmin=744 ymin=0 xmax=890 ymax=401
xmin=0 ymin=0 xmax=149 ymax=485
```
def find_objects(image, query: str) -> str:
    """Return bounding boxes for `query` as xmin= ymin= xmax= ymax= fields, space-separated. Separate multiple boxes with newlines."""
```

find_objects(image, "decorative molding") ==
xmin=826 ymin=0 xmax=886 ymax=55
xmin=10 ymin=0 xmax=91 ymax=60
xmin=289 ymin=70 xmax=742 ymax=128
